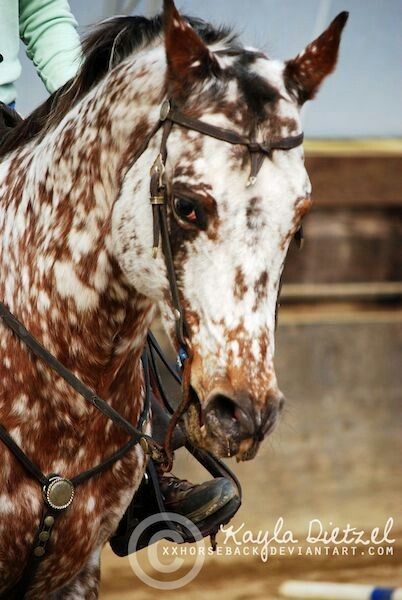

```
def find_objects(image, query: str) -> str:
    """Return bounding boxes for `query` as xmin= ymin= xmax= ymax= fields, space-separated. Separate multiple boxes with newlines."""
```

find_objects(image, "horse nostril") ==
xmin=208 ymin=394 xmax=236 ymax=421
xmin=206 ymin=393 xmax=255 ymax=437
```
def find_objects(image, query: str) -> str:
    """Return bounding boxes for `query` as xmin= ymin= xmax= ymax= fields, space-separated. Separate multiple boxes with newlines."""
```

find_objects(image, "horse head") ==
xmin=113 ymin=0 xmax=348 ymax=460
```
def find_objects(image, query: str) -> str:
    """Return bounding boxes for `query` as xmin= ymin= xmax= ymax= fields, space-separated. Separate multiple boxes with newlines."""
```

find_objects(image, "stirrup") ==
xmin=109 ymin=445 xmax=242 ymax=556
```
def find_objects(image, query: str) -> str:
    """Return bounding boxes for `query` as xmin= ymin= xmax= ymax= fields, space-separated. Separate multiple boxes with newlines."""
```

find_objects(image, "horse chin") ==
xmin=235 ymin=439 xmax=260 ymax=462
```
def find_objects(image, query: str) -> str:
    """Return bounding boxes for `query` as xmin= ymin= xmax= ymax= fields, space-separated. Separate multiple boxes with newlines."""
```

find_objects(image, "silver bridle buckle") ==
xmin=160 ymin=100 xmax=171 ymax=121
xmin=150 ymin=153 xmax=166 ymax=188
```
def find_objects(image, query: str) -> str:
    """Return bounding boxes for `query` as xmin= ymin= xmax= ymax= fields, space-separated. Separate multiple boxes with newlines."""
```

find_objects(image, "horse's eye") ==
xmin=174 ymin=197 xmax=198 ymax=225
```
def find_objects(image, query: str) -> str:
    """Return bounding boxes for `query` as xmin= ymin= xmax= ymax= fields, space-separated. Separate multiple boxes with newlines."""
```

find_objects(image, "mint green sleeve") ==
xmin=19 ymin=0 xmax=83 ymax=93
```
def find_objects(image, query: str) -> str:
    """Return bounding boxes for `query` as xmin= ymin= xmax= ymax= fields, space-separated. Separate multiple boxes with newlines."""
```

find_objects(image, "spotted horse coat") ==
xmin=0 ymin=1 xmax=347 ymax=597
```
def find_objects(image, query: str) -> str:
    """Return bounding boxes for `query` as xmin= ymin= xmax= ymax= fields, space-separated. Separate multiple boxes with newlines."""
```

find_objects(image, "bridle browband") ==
xmin=164 ymin=103 xmax=304 ymax=186
xmin=0 ymin=97 xmax=303 ymax=598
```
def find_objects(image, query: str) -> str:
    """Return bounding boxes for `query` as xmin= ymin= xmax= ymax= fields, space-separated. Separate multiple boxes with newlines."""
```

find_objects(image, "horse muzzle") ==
xmin=199 ymin=385 xmax=285 ymax=461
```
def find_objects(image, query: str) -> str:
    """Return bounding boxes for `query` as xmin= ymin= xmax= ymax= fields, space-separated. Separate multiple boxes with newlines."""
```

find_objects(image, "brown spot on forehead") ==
xmin=213 ymin=99 xmax=246 ymax=128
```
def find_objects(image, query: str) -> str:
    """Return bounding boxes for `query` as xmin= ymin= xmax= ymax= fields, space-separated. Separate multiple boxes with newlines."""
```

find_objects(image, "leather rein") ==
xmin=0 ymin=98 xmax=303 ymax=597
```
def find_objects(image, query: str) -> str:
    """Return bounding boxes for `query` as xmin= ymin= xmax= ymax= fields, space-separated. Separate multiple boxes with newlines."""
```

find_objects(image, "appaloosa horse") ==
xmin=0 ymin=1 xmax=347 ymax=597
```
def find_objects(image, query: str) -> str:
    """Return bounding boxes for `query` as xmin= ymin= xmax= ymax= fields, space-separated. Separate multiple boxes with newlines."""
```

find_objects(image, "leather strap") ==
xmin=2 ymin=506 xmax=58 ymax=600
xmin=0 ymin=301 xmax=163 ymax=462
xmin=149 ymin=119 xmax=188 ymax=349
xmin=167 ymin=107 xmax=304 ymax=154
xmin=0 ymin=424 xmax=47 ymax=486
xmin=166 ymin=107 xmax=303 ymax=184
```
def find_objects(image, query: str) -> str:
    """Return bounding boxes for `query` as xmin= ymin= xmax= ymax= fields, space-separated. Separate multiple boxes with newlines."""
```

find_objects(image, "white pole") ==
xmin=280 ymin=581 xmax=402 ymax=600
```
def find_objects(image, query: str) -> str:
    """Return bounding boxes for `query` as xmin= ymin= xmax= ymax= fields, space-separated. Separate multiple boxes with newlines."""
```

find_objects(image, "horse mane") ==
xmin=0 ymin=15 xmax=235 ymax=160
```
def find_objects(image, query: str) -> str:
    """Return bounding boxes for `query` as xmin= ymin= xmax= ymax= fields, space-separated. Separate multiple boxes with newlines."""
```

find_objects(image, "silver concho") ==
xmin=44 ymin=476 xmax=75 ymax=511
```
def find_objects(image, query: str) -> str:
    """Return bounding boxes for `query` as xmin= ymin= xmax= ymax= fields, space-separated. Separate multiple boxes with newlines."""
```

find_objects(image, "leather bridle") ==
xmin=0 ymin=98 xmax=304 ymax=598
xmin=146 ymin=99 xmax=304 ymax=363
xmin=143 ymin=98 xmax=304 ymax=455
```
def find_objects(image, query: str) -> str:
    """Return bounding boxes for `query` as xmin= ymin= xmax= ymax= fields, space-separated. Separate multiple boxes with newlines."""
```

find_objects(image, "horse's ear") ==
xmin=285 ymin=11 xmax=349 ymax=104
xmin=163 ymin=0 xmax=219 ymax=96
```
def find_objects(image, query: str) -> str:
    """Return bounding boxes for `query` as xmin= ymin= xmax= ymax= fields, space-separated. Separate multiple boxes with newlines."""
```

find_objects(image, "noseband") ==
xmin=142 ymin=100 xmax=304 ymax=362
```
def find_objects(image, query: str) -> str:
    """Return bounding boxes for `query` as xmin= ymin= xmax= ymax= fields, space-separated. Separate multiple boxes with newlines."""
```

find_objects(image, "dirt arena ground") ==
xmin=100 ymin=536 xmax=402 ymax=599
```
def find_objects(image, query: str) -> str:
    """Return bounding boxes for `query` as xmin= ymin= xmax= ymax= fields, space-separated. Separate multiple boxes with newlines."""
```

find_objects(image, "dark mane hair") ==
xmin=0 ymin=15 xmax=235 ymax=159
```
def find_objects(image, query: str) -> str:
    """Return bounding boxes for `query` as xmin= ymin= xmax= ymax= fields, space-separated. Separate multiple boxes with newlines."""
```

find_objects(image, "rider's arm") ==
xmin=19 ymin=0 xmax=82 ymax=93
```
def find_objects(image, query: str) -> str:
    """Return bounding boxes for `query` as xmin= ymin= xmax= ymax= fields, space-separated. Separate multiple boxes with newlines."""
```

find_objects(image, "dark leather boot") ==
xmin=110 ymin=463 xmax=241 ymax=556
xmin=159 ymin=473 xmax=238 ymax=524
